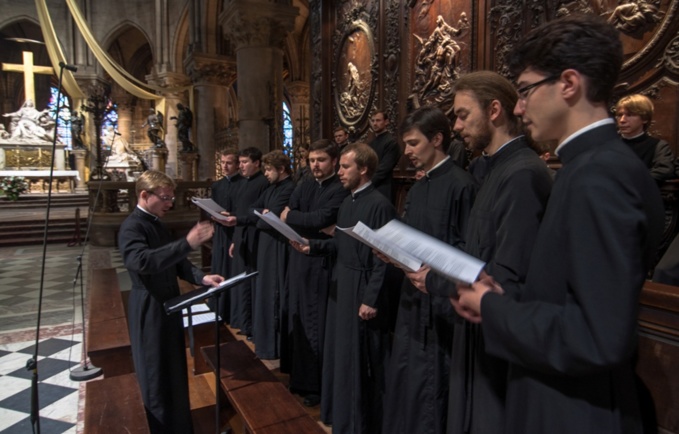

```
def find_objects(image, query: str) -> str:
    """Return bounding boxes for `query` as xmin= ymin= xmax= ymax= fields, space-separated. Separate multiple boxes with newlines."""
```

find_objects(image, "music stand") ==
xmin=164 ymin=271 xmax=258 ymax=434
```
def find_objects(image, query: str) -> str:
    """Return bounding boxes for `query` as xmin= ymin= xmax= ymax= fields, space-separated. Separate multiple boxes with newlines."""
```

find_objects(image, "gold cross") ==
xmin=2 ymin=51 xmax=54 ymax=104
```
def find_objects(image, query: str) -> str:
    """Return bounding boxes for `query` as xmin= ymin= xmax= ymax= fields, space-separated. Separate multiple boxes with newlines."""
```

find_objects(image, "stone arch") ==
xmin=0 ymin=18 xmax=54 ymax=110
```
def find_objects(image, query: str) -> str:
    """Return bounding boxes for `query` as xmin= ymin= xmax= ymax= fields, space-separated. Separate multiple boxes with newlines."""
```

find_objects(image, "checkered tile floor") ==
xmin=0 ymin=243 xmax=204 ymax=433
xmin=0 ymin=336 xmax=81 ymax=433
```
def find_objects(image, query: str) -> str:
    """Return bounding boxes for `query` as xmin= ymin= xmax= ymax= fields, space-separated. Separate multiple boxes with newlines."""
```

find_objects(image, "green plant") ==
xmin=0 ymin=176 xmax=29 ymax=201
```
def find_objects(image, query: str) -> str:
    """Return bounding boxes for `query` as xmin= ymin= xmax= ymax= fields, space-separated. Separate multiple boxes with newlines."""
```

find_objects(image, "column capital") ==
xmin=145 ymin=72 xmax=191 ymax=92
xmin=184 ymin=52 xmax=237 ymax=87
xmin=220 ymin=0 xmax=299 ymax=50
xmin=287 ymin=81 xmax=310 ymax=105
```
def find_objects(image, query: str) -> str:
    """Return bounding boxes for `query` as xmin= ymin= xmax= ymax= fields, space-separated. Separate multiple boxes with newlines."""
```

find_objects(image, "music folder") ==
xmin=164 ymin=271 xmax=258 ymax=314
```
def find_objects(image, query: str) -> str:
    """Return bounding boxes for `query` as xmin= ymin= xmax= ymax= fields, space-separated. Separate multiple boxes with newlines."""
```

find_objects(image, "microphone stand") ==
xmin=28 ymin=61 xmax=69 ymax=434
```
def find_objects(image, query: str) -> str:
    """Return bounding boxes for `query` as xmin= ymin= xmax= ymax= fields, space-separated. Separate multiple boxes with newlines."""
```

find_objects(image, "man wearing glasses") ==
xmin=118 ymin=170 xmax=224 ymax=434
xmin=457 ymin=14 xmax=664 ymax=433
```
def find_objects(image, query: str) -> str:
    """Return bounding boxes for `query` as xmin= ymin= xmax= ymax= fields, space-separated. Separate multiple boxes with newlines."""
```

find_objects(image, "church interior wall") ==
xmin=2 ymin=0 xmax=678 ymax=181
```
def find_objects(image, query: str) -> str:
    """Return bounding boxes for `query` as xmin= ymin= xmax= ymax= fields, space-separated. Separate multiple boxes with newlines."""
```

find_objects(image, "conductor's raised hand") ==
xmin=202 ymin=274 xmax=224 ymax=287
xmin=186 ymin=220 xmax=214 ymax=249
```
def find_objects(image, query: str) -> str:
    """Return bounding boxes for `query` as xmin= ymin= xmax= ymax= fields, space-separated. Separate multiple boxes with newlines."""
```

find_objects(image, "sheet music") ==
xmin=337 ymin=222 xmax=422 ymax=273
xmin=254 ymin=210 xmax=309 ymax=245
xmin=191 ymin=197 xmax=229 ymax=221
xmin=182 ymin=303 xmax=219 ymax=327
xmin=375 ymin=219 xmax=485 ymax=284
xmin=165 ymin=271 xmax=257 ymax=313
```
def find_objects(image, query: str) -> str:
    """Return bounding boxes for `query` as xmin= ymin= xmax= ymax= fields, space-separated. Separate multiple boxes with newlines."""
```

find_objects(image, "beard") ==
xmin=470 ymin=119 xmax=493 ymax=152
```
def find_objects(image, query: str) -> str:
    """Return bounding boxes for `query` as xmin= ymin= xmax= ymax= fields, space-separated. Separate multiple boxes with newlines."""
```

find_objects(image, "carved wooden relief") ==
xmin=407 ymin=1 xmax=474 ymax=116
xmin=332 ymin=2 xmax=379 ymax=138
xmin=334 ymin=21 xmax=375 ymax=128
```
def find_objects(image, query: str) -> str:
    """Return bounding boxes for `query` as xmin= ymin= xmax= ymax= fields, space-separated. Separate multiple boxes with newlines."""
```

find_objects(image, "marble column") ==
xmin=145 ymin=72 xmax=191 ymax=179
xmin=220 ymin=0 xmax=299 ymax=154
xmin=184 ymin=52 xmax=236 ymax=180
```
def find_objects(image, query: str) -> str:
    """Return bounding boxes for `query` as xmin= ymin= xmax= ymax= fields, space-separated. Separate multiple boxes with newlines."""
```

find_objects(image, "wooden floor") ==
xmin=188 ymin=325 xmax=331 ymax=434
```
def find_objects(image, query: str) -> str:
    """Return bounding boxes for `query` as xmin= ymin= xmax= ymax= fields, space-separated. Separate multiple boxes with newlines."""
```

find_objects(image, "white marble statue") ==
xmin=1 ymin=99 xmax=54 ymax=142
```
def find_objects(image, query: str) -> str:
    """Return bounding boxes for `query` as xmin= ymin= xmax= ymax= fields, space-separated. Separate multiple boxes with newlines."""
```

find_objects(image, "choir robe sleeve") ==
xmin=118 ymin=221 xmax=204 ymax=288
xmin=425 ymin=166 xmax=549 ymax=299
xmin=254 ymin=180 xmax=295 ymax=231
xmin=361 ymin=201 xmax=397 ymax=308
xmin=286 ymin=183 xmax=347 ymax=229
xmin=651 ymin=139 xmax=676 ymax=182
xmin=372 ymin=136 xmax=402 ymax=188
xmin=481 ymin=166 xmax=653 ymax=376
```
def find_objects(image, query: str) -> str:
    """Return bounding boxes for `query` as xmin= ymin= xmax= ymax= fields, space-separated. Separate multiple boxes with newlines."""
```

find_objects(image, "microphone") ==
xmin=59 ymin=61 xmax=78 ymax=72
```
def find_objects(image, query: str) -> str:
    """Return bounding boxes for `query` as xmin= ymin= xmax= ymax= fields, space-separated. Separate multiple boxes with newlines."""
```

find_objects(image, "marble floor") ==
xmin=0 ymin=242 xmax=99 ymax=434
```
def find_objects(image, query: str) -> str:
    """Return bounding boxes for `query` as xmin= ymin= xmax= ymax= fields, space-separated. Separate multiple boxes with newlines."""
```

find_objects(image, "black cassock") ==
xmin=482 ymin=125 xmax=664 ymax=433
xmin=211 ymin=173 xmax=243 ymax=321
xmin=118 ymin=207 xmax=204 ymax=434
xmin=285 ymin=174 xmax=349 ymax=415
xmin=369 ymin=131 xmax=402 ymax=201
xmin=251 ymin=176 xmax=295 ymax=359
xmin=310 ymin=184 xmax=396 ymax=434
xmin=427 ymin=137 xmax=552 ymax=434
xmin=383 ymin=158 xmax=477 ymax=434
xmin=229 ymin=171 xmax=269 ymax=333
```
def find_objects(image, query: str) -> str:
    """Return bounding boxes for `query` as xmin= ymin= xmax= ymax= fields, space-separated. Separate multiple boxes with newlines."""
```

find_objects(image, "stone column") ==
xmin=145 ymin=72 xmax=191 ymax=179
xmin=150 ymin=147 xmax=168 ymax=173
xmin=72 ymin=150 xmax=88 ymax=190
xmin=184 ymin=52 xmax=236 ymax=180
xmin=220 ymin=0 xmax=299 ymax=154
xmin=178 ymin=151 xmax=199 ymax=181
xmin=287 ymin=80 xmax=310 ymax=149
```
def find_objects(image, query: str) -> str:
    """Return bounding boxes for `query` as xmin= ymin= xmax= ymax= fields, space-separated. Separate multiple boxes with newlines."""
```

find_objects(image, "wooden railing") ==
xmin=86 ymin=180 xmax=212 ymax=247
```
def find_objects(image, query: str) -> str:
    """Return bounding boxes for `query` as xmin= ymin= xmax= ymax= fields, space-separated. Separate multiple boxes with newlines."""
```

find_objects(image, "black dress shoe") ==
xmin=246 ymin=335 xmax=253 ymax=341
xmin=303 ymin=394 xmax=321 ymax=407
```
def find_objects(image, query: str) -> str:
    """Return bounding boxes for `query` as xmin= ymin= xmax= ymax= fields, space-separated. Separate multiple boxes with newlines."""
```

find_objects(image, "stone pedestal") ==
xmin=71 ymin=148 xmax=88 ymax=193
xmin=149 ymin=147 xmax=168 ymax=173
xmin=178 ymin=151 xmax=199 ymax=181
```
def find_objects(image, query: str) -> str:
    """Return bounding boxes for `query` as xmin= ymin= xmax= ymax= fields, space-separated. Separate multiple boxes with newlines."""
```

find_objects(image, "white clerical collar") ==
xmin=137 ymin=204 xmax=159 ymax=219
xmin=352 ymin=181 xmax=372 ymax=197
xmin=482 ymin=135 xmax=524 ymax=157
xmin=316 ymin=172 xmax=336 ymax=185
xmin=426 ymin=156 xmax=450 ymax=176
xmin=621 ymin=131 xmax=645 ymax=140
xmin=555 ymin=118 xmax=614 ymax=156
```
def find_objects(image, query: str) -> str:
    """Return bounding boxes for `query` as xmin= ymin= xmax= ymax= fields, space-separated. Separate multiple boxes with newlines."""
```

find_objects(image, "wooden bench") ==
xmin=84 ymin=373 xmax=150 ymax=433
xmin=86 ymin=268 xmax=134 ymax=377
xmin=637 ymin=280 xmax=679 ymax=433
xmin=202 ymin=341 xmax=325 ymax=434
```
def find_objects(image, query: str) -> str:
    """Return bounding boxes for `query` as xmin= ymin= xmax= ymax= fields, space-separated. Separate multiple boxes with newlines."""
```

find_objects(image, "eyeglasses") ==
xmin=516 ymin=76 xmax=559 ymax=100
xmin=147 ymin=191 xmax=175 ymax=202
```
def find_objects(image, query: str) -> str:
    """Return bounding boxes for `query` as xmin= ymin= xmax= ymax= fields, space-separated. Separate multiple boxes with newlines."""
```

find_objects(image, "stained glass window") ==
xmin=48 ymin=86 xmax=72 ymax=149
xmin=282 ymin=101 xmax=294 ymax=164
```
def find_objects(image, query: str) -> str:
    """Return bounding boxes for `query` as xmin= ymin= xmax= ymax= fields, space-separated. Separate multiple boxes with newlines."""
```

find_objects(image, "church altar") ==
xmin=0 ymin=141 xmax=67 ymax=171
xmin=0 ymin=169 xmax=79 ymax=193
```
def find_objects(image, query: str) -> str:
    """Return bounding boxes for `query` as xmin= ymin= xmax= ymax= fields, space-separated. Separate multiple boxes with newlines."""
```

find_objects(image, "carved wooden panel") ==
xmin=406 ymin=1 xmax=474 ymax=117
